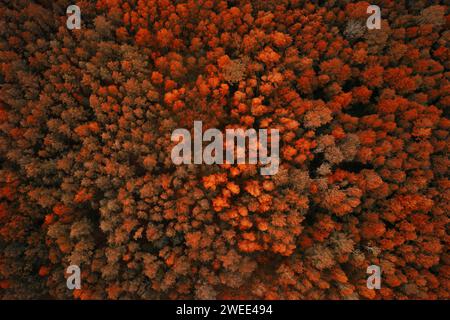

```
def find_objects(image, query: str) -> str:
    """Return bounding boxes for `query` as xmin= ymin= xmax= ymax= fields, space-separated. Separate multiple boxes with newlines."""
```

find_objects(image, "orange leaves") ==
xmin=244 ymin=180 xmax=261 ymax=197
xmin=53 ymin=204 xmax=71 ymax=216
xmin=294 ymin=138 xmax=315 ymax=157
xmin=220 ymin=209 xmax=238 ymax=222
xmin=361 ymin=221 xmax=386 ymax=240
xmin=384 ymin=67 xmax=418 ymax=94
xmin=242 ymin=232 xmax=256 ymax=241
xmin=156 ymin=28 xmax=174 ymax=48
xmin=357 ymin=130 xmax=377 ymax=146
xmin=226 ymin=182 xmax=240 ymax=195
xmin=203 ymin=173 xmax=227 ymax=191
xmin=38 ymin=266 xmax=50 ymax=277
xmin=123 ymin=218 xmax=138 ymax=233
xmin=250 ymin=97 xmax=270 ymax=116
xmin=258 ymin=46 xmax=280 ymax=66
xmin=238 ymin=207 xmax=248 ymax=217
xmin=0 ymin=106 xmax=8 ymax=123
xmin=164 ymin=88 xmax=185 ymax=107
xmin=0 ymin=186 xmax=14 ymax=201
xmin=107 ymin=284 xmax=122 ymax=299
xmin=362 ymin=65 xmax=384 ymax=88
xmin=0 ymin=280 xmax=10 ymax=289
xmin=135 ymin=28 xmax=151 ymax=46
xmin=151 ymin=71 xmax=164 ymax=85
xmin=262 ymin=180 xmax=275 ymax=192
xmin=377 ymin=97 xmax=408 ymax=114
xmin=345 ymin=1 xmax=371 ymax=19
xmin=160 ymin=174 xmax=172 ymax=190
xmin=238 ymin=239 xmax=261 ymax=253
xmin=185 ymin=231 xmax=202 ymax=248
xmin=358 ymin=285 xmax=377 ymax=299
xmin=115 ymin=27 xmax=129 ymax=41
xmin=212 ymin=195 xmax=230 ymax=212
xmin=258 ymin=194 xmax=273 ymax=213
xmin=1 ymin=0 xmax=449 ymax=301
xmin=74 ymin=189 xmax=93 ymax=203
xmin=320 ymin=58 xmax=351 ymax=83
xmin=271 ymin=31 xmax=292 ymax=48
xmin=331 ymin=267 xmax=348 ymax=284
xmin=146 ymin=225 xmax=161 ymax=242
xmin=272 ymin=242 xmax=295 ymax=256
xmin=352 ymin=86 xmax=372 ymax=104
xmin=282 ymin=145 xmax=297 ymax=160
xmin=239 ymin=217 xmax=253 ymax=230
xmin=311 ymin=215 xmax=336 ymax=242
xmin=359 ymin=170 xmax=383 ymax=190
xmin=143 ymin=154 xmax=157 ymax=169
xmin=257 ymin=220 xmax=269 ymax=232
xmin=74 ymin=122 xmax=101 ymax=137
xmin=0 ymin=203 xmax=8 ymax=221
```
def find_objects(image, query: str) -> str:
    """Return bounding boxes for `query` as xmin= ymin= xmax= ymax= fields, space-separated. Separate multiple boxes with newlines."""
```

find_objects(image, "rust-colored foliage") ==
xmin=0 ymin=0 xmax=449 ymax=300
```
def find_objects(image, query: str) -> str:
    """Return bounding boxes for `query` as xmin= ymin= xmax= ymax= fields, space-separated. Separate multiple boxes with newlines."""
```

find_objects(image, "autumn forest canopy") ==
xmin=0 ymin=0 xmax=449 ymax=300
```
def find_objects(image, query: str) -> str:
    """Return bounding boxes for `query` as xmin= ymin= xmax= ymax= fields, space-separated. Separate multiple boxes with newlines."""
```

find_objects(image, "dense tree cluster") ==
xmin=0 ymin=0 xmax=449 ymax=299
